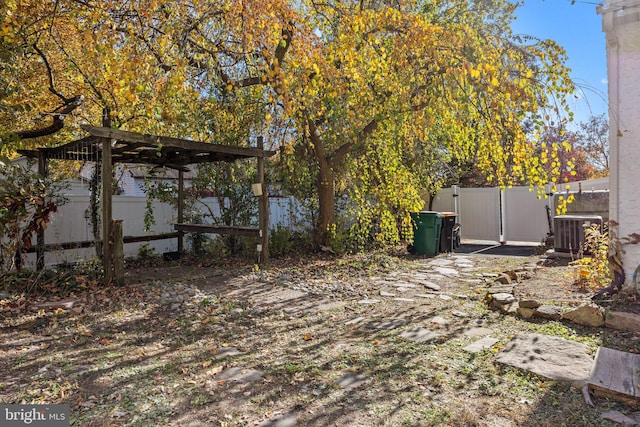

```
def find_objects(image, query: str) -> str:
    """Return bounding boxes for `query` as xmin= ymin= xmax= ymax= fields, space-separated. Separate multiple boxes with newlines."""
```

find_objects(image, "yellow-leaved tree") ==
xmin=1 ymin=0 xmax=575 ymax=248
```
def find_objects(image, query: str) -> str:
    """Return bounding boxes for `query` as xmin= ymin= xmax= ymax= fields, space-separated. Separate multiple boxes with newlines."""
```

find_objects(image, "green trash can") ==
xmin=410 ymin=211 xmax=443 ymax=256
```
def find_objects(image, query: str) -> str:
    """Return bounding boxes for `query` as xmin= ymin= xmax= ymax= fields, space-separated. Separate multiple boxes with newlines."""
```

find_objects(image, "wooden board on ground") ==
xmin=588 ymin=347 xmax=640 ymax=407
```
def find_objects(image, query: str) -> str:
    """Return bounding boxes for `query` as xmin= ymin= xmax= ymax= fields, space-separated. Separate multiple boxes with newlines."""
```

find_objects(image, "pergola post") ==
xmin=258 ymin=136 xmax=269 ymax=264
xmin=102 ymin=135 xmax=113 ymax=284
xmin=177 ymin=170 xmax=184 ymax=253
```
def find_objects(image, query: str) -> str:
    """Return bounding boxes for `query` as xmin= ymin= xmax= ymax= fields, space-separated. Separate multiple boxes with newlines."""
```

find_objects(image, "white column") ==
xmin=599 ymin=1 xmax=640 ymax=288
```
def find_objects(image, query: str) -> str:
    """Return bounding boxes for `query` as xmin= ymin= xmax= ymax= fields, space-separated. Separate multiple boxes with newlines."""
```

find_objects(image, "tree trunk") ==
xmin=308 ymin=117 xmax=336 ymax=246
xmin=316 ymin=160 xmax=335 ymax=246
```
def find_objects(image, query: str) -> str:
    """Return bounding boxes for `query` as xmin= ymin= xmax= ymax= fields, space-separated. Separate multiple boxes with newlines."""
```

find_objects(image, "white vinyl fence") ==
xmin=9 ymin=177 xmax=610 ymax=268
xmin=429 ymin=178 xmax=609 ymax=244
xmin=14 ymin=195 xmax=309 ymax=269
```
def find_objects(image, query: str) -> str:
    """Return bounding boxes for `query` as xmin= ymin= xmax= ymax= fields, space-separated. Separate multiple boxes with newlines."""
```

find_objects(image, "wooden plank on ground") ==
xmin=588 ymin=347 xmax=640 ymax=407
xmin=174 ymin=223 xmax=260 ymax=237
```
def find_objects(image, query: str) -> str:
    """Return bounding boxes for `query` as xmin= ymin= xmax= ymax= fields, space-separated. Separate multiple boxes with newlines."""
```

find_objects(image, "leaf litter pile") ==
xmin=0 ymin=251 xmax=637 ymax=426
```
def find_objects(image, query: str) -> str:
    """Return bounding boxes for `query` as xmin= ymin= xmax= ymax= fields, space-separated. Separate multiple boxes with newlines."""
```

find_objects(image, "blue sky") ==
xmin=511 ymin=0 xmax=608 ymax=127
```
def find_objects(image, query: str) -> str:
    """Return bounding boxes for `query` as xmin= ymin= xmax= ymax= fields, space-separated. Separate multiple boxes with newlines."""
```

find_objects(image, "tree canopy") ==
xmin=1 ymin=0 xmax=576 ymax=247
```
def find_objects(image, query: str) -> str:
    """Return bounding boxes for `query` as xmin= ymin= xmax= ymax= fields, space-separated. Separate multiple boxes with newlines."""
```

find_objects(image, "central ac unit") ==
xmin=553 ymin=215 xmax=603 ymax=253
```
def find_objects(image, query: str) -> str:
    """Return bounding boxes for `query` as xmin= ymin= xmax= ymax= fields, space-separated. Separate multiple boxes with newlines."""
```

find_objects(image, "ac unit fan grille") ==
xmin=553 ymin=215 xmax=602 ymax=253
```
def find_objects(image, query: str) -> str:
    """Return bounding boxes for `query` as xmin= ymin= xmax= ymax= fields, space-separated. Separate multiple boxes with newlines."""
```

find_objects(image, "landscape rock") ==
xmin=487 ymin=284 xmax=515 ymax=295
xmin=492 ymin=293 xmax=516 ymax=303
xmin=518 ymin=299 xmax=541 ymax=309
xmin=495 ymin=273 xmax=512 ymax=284
xmin=490 ymin=293 xmax=519 ymax=313
xmin=605 ymin=311 xmax=640 ymax=333
xmin=517 ymin=307 xmax=535 ymax=319
xmin=562 ymin=303 xmax=605 ymax=327
xmin=534 ymin=305 xmax=564 ymax=321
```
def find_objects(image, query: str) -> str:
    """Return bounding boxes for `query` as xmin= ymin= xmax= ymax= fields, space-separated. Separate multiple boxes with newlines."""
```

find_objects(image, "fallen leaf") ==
xmin=100 ymin=338 xmax=111 ymax=345
xmin=303 ymin=333 xmax=312 ymax=341
xmin=202 ymin=360 xmax=212 ymax=368
xmin=40 ymin=343 xmax=50 ymax=349
xmin=217 ymin=380 xmax=225 ymax=386
xmin=209 ymin=348 xmax=217 ymax=355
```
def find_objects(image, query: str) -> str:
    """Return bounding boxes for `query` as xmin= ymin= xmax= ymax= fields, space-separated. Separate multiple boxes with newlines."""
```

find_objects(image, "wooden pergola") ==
xmin=19 ymin=125 xmax=275 ymax=284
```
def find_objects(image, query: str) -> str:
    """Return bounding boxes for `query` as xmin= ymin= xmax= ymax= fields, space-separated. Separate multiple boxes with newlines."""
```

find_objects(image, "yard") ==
xmin=1 ymin=249 xmax=638 ymax=426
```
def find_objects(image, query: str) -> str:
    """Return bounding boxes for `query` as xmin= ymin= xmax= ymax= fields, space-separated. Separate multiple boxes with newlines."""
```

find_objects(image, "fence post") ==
xmin=112 ymin=220 xmax=124 ymax=285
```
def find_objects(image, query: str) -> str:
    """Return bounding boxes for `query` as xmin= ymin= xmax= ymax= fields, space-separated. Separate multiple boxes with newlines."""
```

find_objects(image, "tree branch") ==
xmin=15 ymin=95 xmax=84 ymax=139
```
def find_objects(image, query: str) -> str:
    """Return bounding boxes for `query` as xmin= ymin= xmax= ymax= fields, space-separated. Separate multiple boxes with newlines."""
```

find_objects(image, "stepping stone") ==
xmin=588 ymin=347 xmax=640 ymax=405
xmin=400 ymin=327 xmax=438 ymax=343
xmin=416 ymin=293 xmax=436 ymax=299
xmin=430 ymin=316 xmax=449 ymax=325
xmin=215 ymin=367 xmax=263 ymax=383
xmin=420 ymin=281 xmax=441 ymax=291
xmin=439 ymin=294 xmax=452 ymax=301
xmin=345 ymin=317 xmax=368 ymax=326
xmin=496 ymin=333 xmax=594 ymax=382
xmin=463 ymin=337 xmax=499 ymax=353
xmin=432 ymin=267 xmax=459 ymax=277
xmin=31 ymin=298 xmax=79 ymax=310
xmin=365 ymin=319 xmax=407 ymax=331
xmin=601 ymin=410 xmax=639 ymax=426
xmin=426 ymin=258 xmax=454 ymax=267
xmin=258 ymin=410 xmax=298 ymax=427
xmin=379 ymin=291 xmax=396 ymax=297
xmin=336 ymin=373 xmax=369 ymax=389
xmin=393 ymin=282 xmax=418 ymax=288
xmin=461 ymin=327 xmax=493 ymax=338
xmin=357 ymin=299 xmax=381 ymax=305
xmin=213 ymin=347 xmax=245 ymax=359
xmin=394 ymin=297 xmax=415 ymax=302
xmin=452 ymin=311 xmax=468 ymax=318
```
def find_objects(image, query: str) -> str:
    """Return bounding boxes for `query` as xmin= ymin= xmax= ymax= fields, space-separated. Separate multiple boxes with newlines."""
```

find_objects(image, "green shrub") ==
xmin=269 ymin=225 xmax=293 ymax=258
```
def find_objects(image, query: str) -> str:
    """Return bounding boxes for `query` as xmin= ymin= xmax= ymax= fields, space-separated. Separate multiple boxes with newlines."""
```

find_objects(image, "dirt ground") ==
xmin=1 ymin=249 xmax=638 ymax=426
